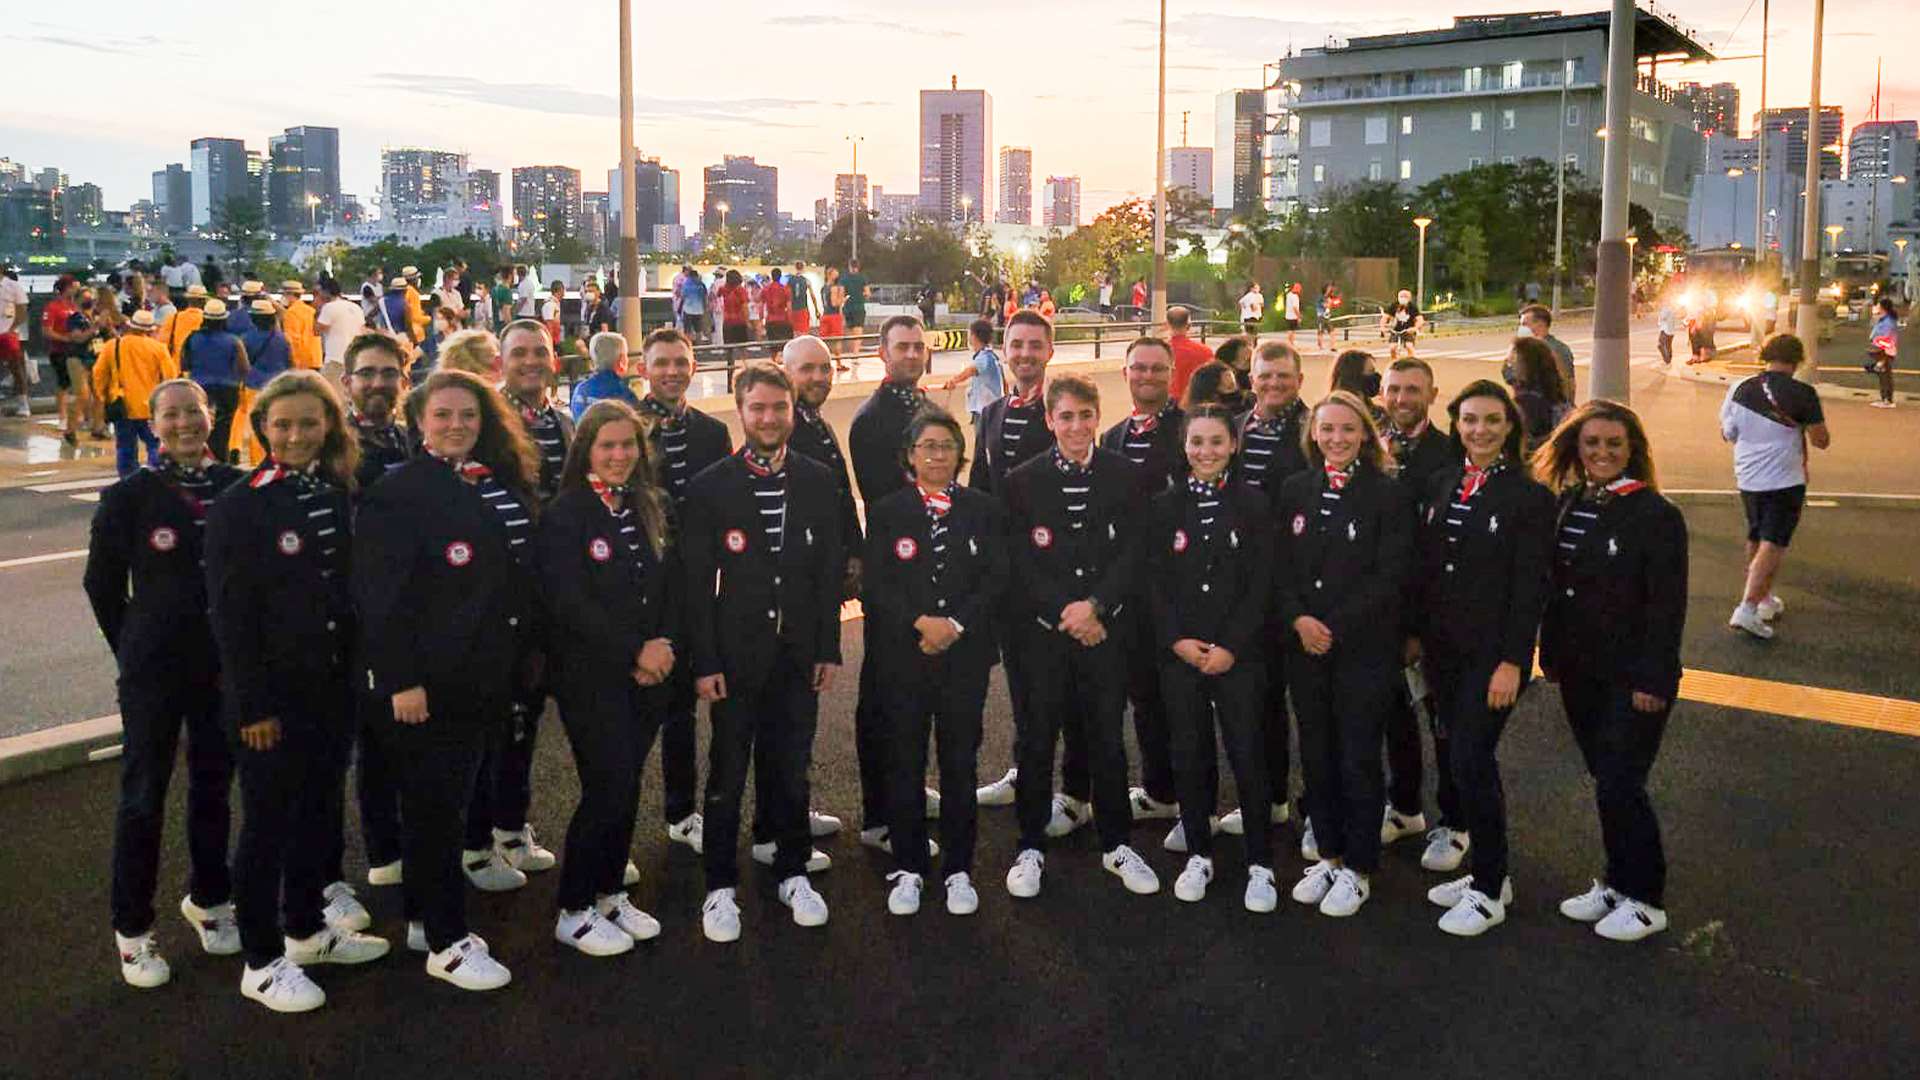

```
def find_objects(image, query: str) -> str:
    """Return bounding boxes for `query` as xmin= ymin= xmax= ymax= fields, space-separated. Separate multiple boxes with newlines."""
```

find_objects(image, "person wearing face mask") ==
xmin=1098 ymin=338 xmax=1188 ymax=841
xmin=1274 ymin=392 xmax=1414 ymax=919
xmin=86 ymin=379 xmax=245 ymax=990
xmin=352 ymin=369 xmax=541 ymax=991
xmin=1411 ymin=379 xmax=1553 ymax=937
xmin=206 ymin=372 xmax=386 ymax=1011
xmin=1381 ymin=290 xmax=1424 ymax=360
xmin=1001 ymin=373 xmax=1161 ymax=901
xmin=863 ymin=406 xmax=1008 ymax=917
xmin=536 ymin=400 xmax=679 ymax=955
xmin=1149 ymin=404 xmax=1279 ymax=912
xmin=1534 ymin=401 xmax=1687 ymax=943
xmin=1328 ymin=349 xmax=1388 ymax=427
xmin=681 ymin=364 xmax=845 ymax=943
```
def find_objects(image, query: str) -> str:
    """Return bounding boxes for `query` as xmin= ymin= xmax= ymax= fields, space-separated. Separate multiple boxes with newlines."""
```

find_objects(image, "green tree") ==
xmin=817 ymin=211 xmax=881 ymax=270
xmin=880 ymin=217 xmax=972 ymax=293
xmin=338 ymin=236 xmax=424 ymax=292
xmin=1452 ymin=223 xmax=1489 ymax=303
xmin=1164 ymin=186 xmax=1214 ymax=252
xmin=213 ymin=196 xmax=268 ymax=269
xmin=1314 ymin=181 xmax=1417 ymax=267
xmin=420 ymin=234 xmax=507 ymax=274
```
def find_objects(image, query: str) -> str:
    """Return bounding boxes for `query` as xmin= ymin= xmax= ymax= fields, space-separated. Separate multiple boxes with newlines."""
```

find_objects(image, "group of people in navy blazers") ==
xmin=84 ymin=305 xmax=1688 ymax=1014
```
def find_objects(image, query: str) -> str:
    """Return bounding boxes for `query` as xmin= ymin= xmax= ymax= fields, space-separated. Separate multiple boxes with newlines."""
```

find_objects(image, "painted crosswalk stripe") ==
xmin=25 ymin=476 xmax=116 ymax=494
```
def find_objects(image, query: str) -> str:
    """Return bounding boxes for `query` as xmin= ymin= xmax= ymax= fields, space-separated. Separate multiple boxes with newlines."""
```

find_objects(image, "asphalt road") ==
xmin=1 ymin=318 xmax=1917 ymax=1075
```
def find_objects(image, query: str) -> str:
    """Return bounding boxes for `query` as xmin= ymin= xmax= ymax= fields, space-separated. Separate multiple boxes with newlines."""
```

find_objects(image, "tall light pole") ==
xmin=1151 ymin=0 xmax=1169 ymax=326
xmin=1590 ymin=0 xmax=1635 ymax=403
xmin=1553 ymin=39 xmax=1568 ymax=316
xmin=616 ymin=0 xmax=641 ymax=340
xmin=1754 ymin=0 xmax=1769 ymax=268
xmin=1794 ymin=0 xmax=1826 ymax=381
xmin=845 ymin=134 xmax=863 ymax=264
xmin=1412 ymin=216 xmax=1432 ymax=311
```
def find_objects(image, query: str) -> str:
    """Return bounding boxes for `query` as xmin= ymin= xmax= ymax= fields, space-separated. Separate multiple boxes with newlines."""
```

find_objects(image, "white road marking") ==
xmin=25 ymin=476 xmax=116 ymax=493
xmin=1665 ymin=489 xmax=1920 ymax=502
xmin=0 ymin=549 xmax=87 ymax=570
xmin=70 ymin=492 xmax=101 ymax=503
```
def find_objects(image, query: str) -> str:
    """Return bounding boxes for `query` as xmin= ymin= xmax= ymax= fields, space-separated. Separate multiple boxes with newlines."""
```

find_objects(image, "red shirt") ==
xmin=1132 ymin=282 xmax=1147 ymax=308
xmin=1168 ymin=334 xmax=1214 ymax=403
xmin=43 ymin=298 xmax=76 ymax=345
xmin=762 ymin=280 xmax=792 ymax=323
xmin=718 ymin=284 xmax=748 ymax=325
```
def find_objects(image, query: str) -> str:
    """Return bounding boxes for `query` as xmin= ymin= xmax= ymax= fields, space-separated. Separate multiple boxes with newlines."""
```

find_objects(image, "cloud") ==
xmin=370 ymin=73 xmax=864 ymax=126
xmin=766 ymin=14 xmax=959 ymax=38
xmin=19 ymin=31 xmax=163 ymax=55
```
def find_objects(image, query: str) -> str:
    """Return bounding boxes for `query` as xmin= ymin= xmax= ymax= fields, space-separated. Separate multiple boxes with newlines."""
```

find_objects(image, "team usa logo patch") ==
xmin=724 ymin=528 xmax=748 ymax=554
xmin=1172 ymin=529 xmax=1188 ymax=553
xmin=276 ymin=529 xmax=303 ymax=555
xmin=1291 ymin=513 xmax=1307 ymax=536
xmin=445 ymin=541 xmax=474 ymax=567
xmin=1030 ymin=525 xmax=1054 ymax=550
xmin=894 ymin=537 xmax=918 ymax=561
xmin=148 ymin=526 xmax=178 ymax=552
xmin=588 ymin=538 xmax=612 ymax=563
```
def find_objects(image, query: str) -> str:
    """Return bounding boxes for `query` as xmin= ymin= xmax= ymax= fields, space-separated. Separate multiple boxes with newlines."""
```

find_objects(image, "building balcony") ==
xmin=1290 ymin=71 xmax=1594 ymax=108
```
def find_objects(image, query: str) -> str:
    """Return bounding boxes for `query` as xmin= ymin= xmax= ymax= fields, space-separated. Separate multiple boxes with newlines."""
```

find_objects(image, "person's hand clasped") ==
xmin=391 ymin=687 xmax=429 ymax=725
xmin=1293 ymin=616 xmax=1333 ymax=656
xmin=239 ymin=717 xmax=282 ymax=751
xmin=1487 ymin=662 xmax=1522 ymax=710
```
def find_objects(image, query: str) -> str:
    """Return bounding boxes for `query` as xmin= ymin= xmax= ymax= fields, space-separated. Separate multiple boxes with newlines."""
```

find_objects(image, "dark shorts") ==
xmin=1317 ymin=316 xmax=1332 ymax=332
xmin=722 ymin=323 xmax=750 ymax=345
xmin=1741 ymin=485 xmax=1805 ymax=547
xmin=1285 ymin=317 xmax=1300 ymax=330
xmin=843 ymin=308 xmax=867 ymax=330
xmin=48 ymin=351 xmax=73 ymax=391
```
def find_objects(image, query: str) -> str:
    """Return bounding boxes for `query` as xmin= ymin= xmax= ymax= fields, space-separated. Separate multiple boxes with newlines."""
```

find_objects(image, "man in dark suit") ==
xmin=682 ymin=363 xmax=844 ymax=943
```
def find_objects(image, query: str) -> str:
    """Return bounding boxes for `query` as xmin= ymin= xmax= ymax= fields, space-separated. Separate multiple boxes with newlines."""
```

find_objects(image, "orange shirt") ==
xmin=1168 ymin=333 xmax=1214 ymax=403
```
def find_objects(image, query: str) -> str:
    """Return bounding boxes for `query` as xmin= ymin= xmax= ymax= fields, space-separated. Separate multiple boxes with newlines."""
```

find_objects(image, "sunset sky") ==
xmin=3 ymin=0 xmax=1906 ymax=225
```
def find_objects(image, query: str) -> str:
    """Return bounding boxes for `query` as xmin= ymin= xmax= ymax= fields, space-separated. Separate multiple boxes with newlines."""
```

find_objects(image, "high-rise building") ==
xmin=702 ymin=155 xmax=778 ymax=233
xmin=920 ymin=78 xmax=993 ymax=224
xmin=0 ymin=159 xmax=25 ymax=189
xmin=1042 ymin=176 xmax=1081 ymax=229
xmin=511 ymin=166 xmax=583 ymax=247
xmin=189 ymin=137 xmax=249 ymax=228
xmin=61 ymin=182 xmax=104 ymax=228
xmin=997 ymin=147 xmax=1032 ymax=224
xmin=152 ymin=164 xmax=192 ymax=234
xmin=33 ymin=168 xmax=65 ymax=194
xmin=0 ymin=188 xmax=61 ymax=252
xmin=653 ymin=224 xmax=687 ymax=252
xmin=380 ymin=148 xmax=470 ymax=223
xmin=874 ymin=190 xmax=918 ymax=236
xmin=1215 ymin=89 xmax=1266 ymax=215
xmin=1755 ymin=106 xmax=1845 ymax=182
xmin=833 ymin=172 xmax=870 ymax=221
xmin=1168 ymin=147 xmax=1214 ymax=202
xmin=470 ymin=169 xmax=501 ymax=206
xmin=580 ymin=191 xmax=610 ymax=255
xmin=1678 ymin=81 xmax=1740 ymax=135
xmin=266 ymin=126 xmax=341 ymax=236
xmin=1848 ymin=120 xmax=1919 ymax=181
xmin=608 ymin=151 xmax=681 ymax=249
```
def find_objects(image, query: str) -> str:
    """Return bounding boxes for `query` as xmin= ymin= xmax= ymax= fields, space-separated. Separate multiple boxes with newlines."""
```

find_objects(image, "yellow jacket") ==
xmin=92 ymin=334 xmax=180 ymax=420
xmin=160 ymin=306 xmax=204 ymax=364
xmin=282 ymin=300 xmax=322 ymax=369
xmin=404 ymin=285 xmax=428 ymax=342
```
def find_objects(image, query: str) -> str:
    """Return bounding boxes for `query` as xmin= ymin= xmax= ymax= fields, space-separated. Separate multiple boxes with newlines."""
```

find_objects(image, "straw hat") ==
xmin=127 ymin=310 xmax=158 ymax=331
xmin=203 ymin=298 xmax=229 ymax=319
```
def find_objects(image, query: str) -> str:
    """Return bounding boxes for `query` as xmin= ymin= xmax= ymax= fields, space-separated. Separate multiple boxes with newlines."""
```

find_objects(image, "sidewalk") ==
xmin=1664 ymin=320 xmax=1918 ymax=404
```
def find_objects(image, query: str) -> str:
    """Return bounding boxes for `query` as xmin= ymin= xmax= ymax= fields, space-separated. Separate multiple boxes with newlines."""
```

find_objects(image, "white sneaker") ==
xmin=427 ymin=934 xmax=512 ymax=990
xmin=1594 ymin=898 xmax=1669 ymax=942
xmin=1437 ymin=888 xmax=1507 ymax=937
xmin=463 ymin=848 xmax=529 ymax=892
xmin=809 ymin=809 xmax=844 ymax=838
xmin=556 ymin=908 xmax=634 ymax=956
xmin=1244 ymin=866 xmax=1278 ymax=913
xmin=702 ymin=888 xmax=741 ymax=943
xmin=1102 ymin=844 xmax=1161 ymax=895
xmin=856 ymin=827 xmax=937 ymax=860
xmin=924 ymin=787 xmax=942 ymax=819
xmin=976 ymin=767 xmax=1018 ymax=807
xmin=1162 ymin=816 xmax=1221 ymax=854
xmin=1006 ymin=849 xmax=1045 ymax=898
xmin=666 ymin=813 xmax=704 ymax=853
xmin=494 ymin=826 xmax=557 ymax=872
xmin=1044 ymin=794 xmax=1091 ymax=838
xmin=777 ymin=876 xmax=829 ymax=927
xmin=1319 ymin=867 xmax=1370 ymax=918
xmin=1756 ymin=594 xmax=1785 ymax=621
xmin=1427 ymin=873 xmax=1514 ymax=910
xmin=1292 ymin=860 xmax=1338 ymax=905
xmin=1869 ymin=398 xmax=1897 ymax=409
xmin=1299 ymin=818 xmax=1320 ymax=862
xmin=751 ymin=840 xmax=834 ymax=872
xmin=623 ymin=860 xmax=641 ymax=886
xmin=945 ymin=872 xmax=979 ymax=915
xmin=321 ymin=881 xmax=371 ymax=932
xmin=179 ymin=896 xmax=240 ymax=955
xmin=1728 ymin=602 xmax=1774 ymax=639
xmin=286 ymin=926 xmax=391 ymax=966
xmin=886 ymin=871 xmax=924 ymax=915
xmin=116 ymin=932 xmax=171 ymax=988
xmin=1559 ymin=879 xmax=1622 ymax=923
xmin=1127 ymin=787 xmax=1180 ymax=821
xmin=1420 ymin=827 xmax=1471 ymax=872
xmin=406 ymin=921 xmax=427 ymax=953
xmin=367 ymin=859 xmax=404 ymax=887
xmin=597 ymin=893 xmax=661 ymax=941
xmin=240 ymin=956 xmax=325 ymax=1013
xmin=1173 ymin=855 xmax=1214 ymax=902
xmin=1381 ymin=806 xmax=1428 ymax=845
xmin=1219 ymin=803 xmax=1288 ymax=836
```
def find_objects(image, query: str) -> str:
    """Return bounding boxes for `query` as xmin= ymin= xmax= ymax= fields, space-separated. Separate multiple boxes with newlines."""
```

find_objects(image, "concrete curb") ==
xmin=1661 ymin=347 xmax=1920 ymax=404
xmin=0 ymin=714 xmax=122 ymax=786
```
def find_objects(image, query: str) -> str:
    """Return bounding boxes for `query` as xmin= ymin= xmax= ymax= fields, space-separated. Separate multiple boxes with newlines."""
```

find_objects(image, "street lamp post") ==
xmin=1412 ymin=216 xmax=1432 ymax=310
xmin=717 ymin=201 xmax=729 ymax=236
xmin=1590 ymin=0 xmax=1636 ymax=403
xmin=617 ymin=0 xmax=641 ymax=340
xmin=1794 ymin=0 xmax=1827 ymax=381
xmin=1151 ymin=0 xmax=1168 ymax=326
xmin=845 ymin=134 xmax=864 ymax=264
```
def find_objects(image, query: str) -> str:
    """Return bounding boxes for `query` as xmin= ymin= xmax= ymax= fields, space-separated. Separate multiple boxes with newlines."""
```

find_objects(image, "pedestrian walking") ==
xmin=90 ymin=310 xmax=178 ymax=475
xmin=1719 ymin=334 xmax=1830 ymax=639
xmin=1867 ymin=296 xmax=1899 ymax=408
xmin=180 ymin=299 xmax=249 ymax=462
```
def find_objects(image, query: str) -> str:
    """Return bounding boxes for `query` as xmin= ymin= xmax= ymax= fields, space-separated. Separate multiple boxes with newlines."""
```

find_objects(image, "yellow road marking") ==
xmin=1676 ymin=668 xmax=1920 ymax=738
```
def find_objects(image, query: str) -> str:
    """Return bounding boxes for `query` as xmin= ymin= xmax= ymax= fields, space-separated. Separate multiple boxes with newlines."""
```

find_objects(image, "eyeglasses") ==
xmin=912 ymin=440 xmax=960 ymax=455
xmin=351 ymin=367 xmax=405 ymax=382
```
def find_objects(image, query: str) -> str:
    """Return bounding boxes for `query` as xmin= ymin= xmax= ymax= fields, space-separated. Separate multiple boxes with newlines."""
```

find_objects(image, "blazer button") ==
xmin=1200 ymin=583 xmax=1210 ymax=593
xmin=1444 ymin=563 xmax=1455 ymax=573
xmin=936 ymin=598 xmax=947 ymax=608
xmin=1565 ymin=587 xmax=1575 ymax=598
xmin=325 ymin=620 xmax=336 ymax=631
xmin=774 ymin=575 xmax=782 ymax=586
xmin=509 ymin=616 xmax=519 ymax=627
xmin=1313 ymin=578 xmax=1323 ymax=589
xmin=767 ymin=610 xmax=778 ymax=620
xmin=1074 ymin=568 xmax=1085 ymax=577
